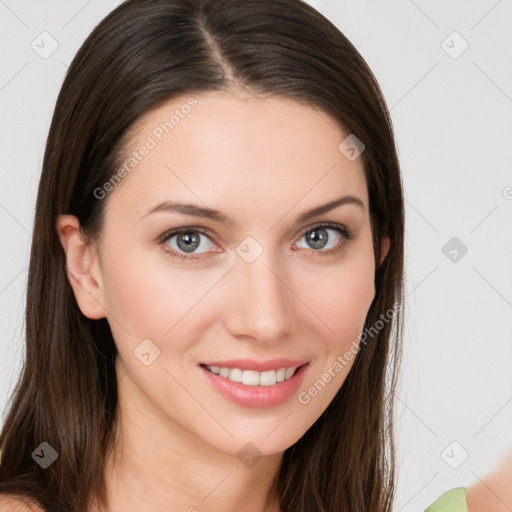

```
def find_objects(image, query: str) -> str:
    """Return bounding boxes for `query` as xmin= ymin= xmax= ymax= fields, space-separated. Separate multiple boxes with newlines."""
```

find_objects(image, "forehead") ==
xmin=107 ymin=90 xmax=368 ymax=224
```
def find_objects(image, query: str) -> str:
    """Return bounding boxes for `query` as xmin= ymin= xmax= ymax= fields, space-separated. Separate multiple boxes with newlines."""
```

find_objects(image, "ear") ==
xmin=56 ymin=214 xmax=106 ymax=319
xmin=379 ymin=235 xmax=390 ymax=267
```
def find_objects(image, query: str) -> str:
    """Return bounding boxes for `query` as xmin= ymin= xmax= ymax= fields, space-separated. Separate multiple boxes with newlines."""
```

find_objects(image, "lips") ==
xmin=199 ymin=358 xmax=309 ymax=372
xmin=202 ymin=364 xmax=299 ymax=386
xmin=198 ymin=359 xmax=310 ymax=408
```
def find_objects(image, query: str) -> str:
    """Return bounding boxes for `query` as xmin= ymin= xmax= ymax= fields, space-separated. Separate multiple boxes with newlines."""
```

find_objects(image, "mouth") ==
xmin=198 ymin=360 xmax=310 ymax=409
xmin=200 ymin=363 xmax=302 ymax=387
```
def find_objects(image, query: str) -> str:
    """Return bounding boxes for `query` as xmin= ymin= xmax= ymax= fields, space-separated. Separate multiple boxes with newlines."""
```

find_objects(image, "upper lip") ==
xmin=200 ymin=358 xmax=309 ymax=372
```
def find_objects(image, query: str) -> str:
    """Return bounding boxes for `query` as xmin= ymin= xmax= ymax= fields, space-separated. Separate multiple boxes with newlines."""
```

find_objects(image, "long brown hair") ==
xmin=0 ymin=1 xmax=405 ymax=510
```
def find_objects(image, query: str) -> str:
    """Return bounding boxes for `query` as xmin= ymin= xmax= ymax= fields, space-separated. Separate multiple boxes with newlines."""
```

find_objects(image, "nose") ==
xmin=223 ymin=249 xmax=298 ymax=344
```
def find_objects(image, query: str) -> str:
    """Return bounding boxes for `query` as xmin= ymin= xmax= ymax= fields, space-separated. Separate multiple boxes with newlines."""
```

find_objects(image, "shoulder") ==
xmin=424 ymin=487 xmax=468 ymax=512
xmin=0 ymin=494 xmax=45 ymax=512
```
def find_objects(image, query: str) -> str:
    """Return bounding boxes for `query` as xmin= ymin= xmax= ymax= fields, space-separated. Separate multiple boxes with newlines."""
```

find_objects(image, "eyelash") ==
xmin=157 ymin=222 xmax=355 ymax=262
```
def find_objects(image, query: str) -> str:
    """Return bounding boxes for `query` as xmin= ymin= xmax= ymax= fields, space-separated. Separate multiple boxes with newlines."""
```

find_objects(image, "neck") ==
xmin=92 ymin=361 xmax=283 ymax=512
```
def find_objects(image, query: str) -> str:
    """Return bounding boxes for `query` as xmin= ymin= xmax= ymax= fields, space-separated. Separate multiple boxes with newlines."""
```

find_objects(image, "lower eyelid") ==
xmin=160 ymin=223 xmax=352 ymax=260
xmin=294 ymin=227 xmax=349 ymax=253
xmin=162 ymin=230 xmax=215 ymax=255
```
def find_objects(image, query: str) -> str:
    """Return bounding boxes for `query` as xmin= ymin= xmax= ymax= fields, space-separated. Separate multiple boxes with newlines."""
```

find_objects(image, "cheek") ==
xmin=102 ymin=254 xmax=171 ymax=330
xmin=295 ymin=259 xmax=375 ymax=413
xmin=101 ymin=248 xmax=222 ymax=352
xmin=301 ymin=253 xmax=375 ymax=344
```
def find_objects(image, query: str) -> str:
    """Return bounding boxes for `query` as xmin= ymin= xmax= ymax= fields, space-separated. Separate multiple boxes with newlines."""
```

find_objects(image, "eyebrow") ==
xmin=138 ymin=195 xmax=364 ymax=226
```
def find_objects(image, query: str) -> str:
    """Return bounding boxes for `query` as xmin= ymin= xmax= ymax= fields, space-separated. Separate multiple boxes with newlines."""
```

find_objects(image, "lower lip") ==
xmin=198 ymin=363 xmax=309 ymax=409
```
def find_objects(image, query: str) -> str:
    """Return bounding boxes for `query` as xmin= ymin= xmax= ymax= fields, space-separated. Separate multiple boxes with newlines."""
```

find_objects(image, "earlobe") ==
xmin=379 ymin=236 xmax=390 ymax=267
xmin=56 ymin=214 xmax=106 ymax=320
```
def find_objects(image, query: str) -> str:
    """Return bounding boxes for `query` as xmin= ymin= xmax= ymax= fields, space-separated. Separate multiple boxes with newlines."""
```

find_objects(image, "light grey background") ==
xmin=1 ymin=1 xmax=511 ymax=510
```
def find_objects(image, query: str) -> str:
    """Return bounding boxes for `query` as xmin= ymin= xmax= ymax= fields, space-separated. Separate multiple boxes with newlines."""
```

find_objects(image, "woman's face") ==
xmin=72 ymin=90 xmax=387 ymax=456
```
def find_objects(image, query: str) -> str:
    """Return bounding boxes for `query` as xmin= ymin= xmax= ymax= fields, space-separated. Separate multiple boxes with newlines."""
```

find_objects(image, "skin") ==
xmin=466 ymin=450 xmax=512 ymax=512
xmin=55 ymin=89 xmax=389 ymax=511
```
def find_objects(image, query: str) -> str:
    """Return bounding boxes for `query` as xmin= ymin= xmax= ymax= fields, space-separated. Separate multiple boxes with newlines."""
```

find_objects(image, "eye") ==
xmin=157 ymin=222 xmax=355 ymax=262
xmin=158 ymin=227 xmax=218 ymax=261
xmin=293 ymin=223 xmax=354 ymax=255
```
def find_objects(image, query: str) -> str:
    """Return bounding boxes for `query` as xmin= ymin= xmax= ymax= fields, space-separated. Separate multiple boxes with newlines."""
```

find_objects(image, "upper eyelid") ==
xmin=160 ymin=222 xmax=349 ymax=247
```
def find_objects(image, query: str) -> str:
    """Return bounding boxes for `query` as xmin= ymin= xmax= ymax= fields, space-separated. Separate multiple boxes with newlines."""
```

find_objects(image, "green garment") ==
xmin=424 ymin=487 xmax=468 ymax=512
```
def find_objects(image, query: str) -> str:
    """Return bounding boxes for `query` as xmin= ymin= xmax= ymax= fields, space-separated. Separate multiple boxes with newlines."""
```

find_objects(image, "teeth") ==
xmin=229 ymin=368 xmax=243 ymax=383
xmin=285 ymin=367 xmax=295 ymax=379
xmin=242 ymin=370 xmax=260 ymax=386
xmin=205 ymin=365 xmax=299 ymax=386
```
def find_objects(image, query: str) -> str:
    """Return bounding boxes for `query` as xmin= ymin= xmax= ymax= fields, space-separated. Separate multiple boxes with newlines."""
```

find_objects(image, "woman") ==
xmin=0 ymin=0 xmax=501 ymax=510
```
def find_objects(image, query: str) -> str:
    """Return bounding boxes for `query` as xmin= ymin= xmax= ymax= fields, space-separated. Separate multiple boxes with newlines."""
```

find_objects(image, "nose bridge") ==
xmin=224 ymin=243 xmax=297 ymax=342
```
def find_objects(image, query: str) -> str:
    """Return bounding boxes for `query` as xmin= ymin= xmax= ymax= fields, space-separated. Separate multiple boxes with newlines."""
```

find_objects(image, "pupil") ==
xmin=178 ymin=232 xmax=200 ymax=252
xmin=308 ymin=229 xmax=327 ymax=249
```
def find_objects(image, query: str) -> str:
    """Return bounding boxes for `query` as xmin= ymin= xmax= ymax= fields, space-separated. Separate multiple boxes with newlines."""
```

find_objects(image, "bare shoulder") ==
xmin=0 ymin=494 xmax=45 ymax=512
